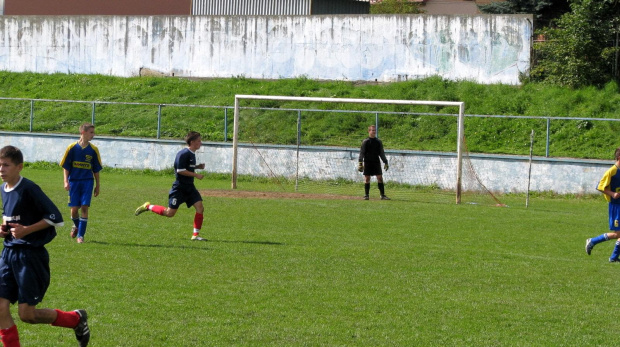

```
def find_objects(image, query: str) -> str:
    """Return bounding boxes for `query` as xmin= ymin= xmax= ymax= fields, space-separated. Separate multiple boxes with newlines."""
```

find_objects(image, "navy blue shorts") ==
xmin=168 ymin=183 xmax=202 ymax=209
xmin=0 ymin=247 xmax=50 ymax=305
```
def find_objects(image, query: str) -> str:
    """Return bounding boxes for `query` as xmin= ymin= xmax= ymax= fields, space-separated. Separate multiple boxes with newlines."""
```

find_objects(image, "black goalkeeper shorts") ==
xmin=363 ymin=161 xmax=382 ymax=176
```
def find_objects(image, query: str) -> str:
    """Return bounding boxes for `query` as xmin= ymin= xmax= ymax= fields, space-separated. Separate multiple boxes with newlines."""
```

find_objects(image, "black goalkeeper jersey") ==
xmin=359 ymin=137 xmax=388 ymax=164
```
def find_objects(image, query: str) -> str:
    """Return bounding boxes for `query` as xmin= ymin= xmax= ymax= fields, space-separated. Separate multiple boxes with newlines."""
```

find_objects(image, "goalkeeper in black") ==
xmin=358 ymin=125 xmax=390 ymax=200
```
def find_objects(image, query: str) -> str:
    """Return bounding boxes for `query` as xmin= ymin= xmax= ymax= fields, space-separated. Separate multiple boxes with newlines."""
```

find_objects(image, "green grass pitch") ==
xmin=11 ymin=167 xmax=617 ymax=346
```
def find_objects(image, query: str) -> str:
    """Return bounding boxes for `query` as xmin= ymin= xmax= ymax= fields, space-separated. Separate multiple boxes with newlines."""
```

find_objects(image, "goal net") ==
xmin=230 ymin=95 xmax=500 ymax=205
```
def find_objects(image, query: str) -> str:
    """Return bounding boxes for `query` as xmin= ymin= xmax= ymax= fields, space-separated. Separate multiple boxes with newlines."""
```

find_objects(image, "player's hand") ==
xmin=8 ymin=223 xmax=26 ymax=239
xmin=384 ymin=163 xmax=389 ymax=171
xmin=0 ymin=224 xmax=10 ymax=238
xmin=357 ymin=162 xmax=363 ymax=172
xmin=197 ymin=163 xmax=205 ymax=170
xmin=94 ymin=185 xmax=100 ymax=197
xmin=64 ymin=181 xmax=70 ymax=191
xmin=196 ymin=173 xmax=204 ymax=180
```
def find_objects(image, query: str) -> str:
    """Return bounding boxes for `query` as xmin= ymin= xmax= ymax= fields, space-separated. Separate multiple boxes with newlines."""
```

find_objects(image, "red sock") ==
xmin=150 ymin=205 xmax=166 ymax=216
xmin=0 ymin=325 xmax=20 ymax=347
xmin=193 ymin=213 xmax=204 ymax=231
xmin=51 ymin=309 xmax=80 ymax=328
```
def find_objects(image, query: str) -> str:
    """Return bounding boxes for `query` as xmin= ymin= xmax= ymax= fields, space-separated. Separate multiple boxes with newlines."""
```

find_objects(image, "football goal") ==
xmin=231 ymin=95 xmax=473 ymax=204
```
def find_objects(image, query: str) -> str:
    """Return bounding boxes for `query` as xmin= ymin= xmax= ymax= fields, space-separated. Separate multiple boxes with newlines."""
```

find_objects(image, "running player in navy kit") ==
xmin=586 ymin=147 xmax=620 ymax=262
xmin=358 ymin=125 xmax=390 ymax=200
xmin=60 ymin=123 xmax=102 ymax=244
xmin=134 ymin=131 xmax=207 ymax=241
xmin=0 ymin=146 xmax=90 ymax=347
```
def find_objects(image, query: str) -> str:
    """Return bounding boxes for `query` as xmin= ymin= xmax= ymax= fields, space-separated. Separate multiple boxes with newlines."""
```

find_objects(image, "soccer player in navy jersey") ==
xmin=0 ymin=146 xmax=90 ymax=347
xmin=586 ymin=147 xmax=620 ymax=262
xmin=135 ymin=131 xmax=207 ymax=241
xmin=358 ymin=125 xmax=390 ymax=200
xmin=60 ymin=123 xmax=102 ymax=244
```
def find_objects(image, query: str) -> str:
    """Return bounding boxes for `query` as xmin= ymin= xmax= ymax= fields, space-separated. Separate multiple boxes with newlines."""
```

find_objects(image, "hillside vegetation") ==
xmin=0 ymin=71 xmax=619 ymax=159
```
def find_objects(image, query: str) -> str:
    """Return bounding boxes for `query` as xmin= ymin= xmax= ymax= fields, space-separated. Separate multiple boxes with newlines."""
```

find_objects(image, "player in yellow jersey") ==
xmin=60 ymin=123 xmax=102 ymax=244
xmin=586 ymin=147 xmax=620 ymax=262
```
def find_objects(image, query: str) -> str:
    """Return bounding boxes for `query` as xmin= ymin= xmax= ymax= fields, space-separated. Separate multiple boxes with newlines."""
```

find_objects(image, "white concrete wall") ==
xmin=0 ymin=132 xmax=606 ymax=195
xmin=0 ymin=14 xmax=532 ymax=84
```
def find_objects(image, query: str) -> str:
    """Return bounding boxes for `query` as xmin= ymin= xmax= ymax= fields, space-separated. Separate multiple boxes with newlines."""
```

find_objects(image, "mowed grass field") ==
xmin=10 ymin=167 xmax=617 ymax=346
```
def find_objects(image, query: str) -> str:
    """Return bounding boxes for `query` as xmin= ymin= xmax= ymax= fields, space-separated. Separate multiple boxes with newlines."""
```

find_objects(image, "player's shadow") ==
xmin=88 ymin=239 xmax=284 ymax=249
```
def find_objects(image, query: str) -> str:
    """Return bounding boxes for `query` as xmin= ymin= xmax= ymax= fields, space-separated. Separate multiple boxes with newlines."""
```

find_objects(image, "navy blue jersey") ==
xmin=174 ymin=148 xmax=197 ymax=186
xmin=1 ymin=177 xmax=63 ymax=248
xmin=359 ymin=137 xmax=388 ymax=164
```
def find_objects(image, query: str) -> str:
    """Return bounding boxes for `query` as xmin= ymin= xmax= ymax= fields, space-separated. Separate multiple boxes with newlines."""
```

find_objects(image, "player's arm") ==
xmin=93 ymin=171 xmax=100 ymax=197
xmin=63 ymin=168 xmax=70 ymax=191
xmin=358 ymin=139 xmax=367 ymax=163
xmin=599 ymin=187 xmax=620 ymax=200
xmin=177 ymin=169 xmax=204 ymax=180
xmin=9 ymin=219 xmax=55 ymax=239
xmin=358 ymin=140 xmax=367 ymax=171
xmin=378 ymin=141 xmax=389 ymax=170
xmin=597 ymin=170 xmax=615 ymax=197
xmin=60 ymin=144 xmax=75 ymax=191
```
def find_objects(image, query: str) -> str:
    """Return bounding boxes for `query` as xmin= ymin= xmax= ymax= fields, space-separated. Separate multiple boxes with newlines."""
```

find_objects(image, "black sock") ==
xmin=378 ymin=183 xmax=385 ymax=196
xmin=364 ymin=183 xmax=370 ymax=196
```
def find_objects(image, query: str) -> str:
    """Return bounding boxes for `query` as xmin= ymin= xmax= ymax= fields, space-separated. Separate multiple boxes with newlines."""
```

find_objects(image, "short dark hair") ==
xmin=0 ymin=146 xmax=23 ymax=165
xmin=185 ymin=131 xmax=201 ymax=146
xmin=615 ymin=147 xmax=620 ymax=160
xmin=80 ymin=123 xmax=95 ymax=133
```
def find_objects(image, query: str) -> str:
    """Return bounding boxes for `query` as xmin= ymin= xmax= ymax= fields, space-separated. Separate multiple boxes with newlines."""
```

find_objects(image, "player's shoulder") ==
xmin=20 ymin=177 xmax=41 ymax=189
xmin=65 ymin=141 xmax=79 ymax=150
xmin=89 ymin=142 xmax=100 ymax=151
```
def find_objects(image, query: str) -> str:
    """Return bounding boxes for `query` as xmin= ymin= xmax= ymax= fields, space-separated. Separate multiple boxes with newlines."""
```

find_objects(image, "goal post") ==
xmin=232 ymin=94 xmax=466 ymax=204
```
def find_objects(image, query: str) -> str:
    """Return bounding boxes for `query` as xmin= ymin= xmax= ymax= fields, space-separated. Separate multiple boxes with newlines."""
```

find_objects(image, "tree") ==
xmin=531 ymin=0 xmax=620 ymax=87
xmin=370 ymin=0 xmax=423 ymax=14
xmin=478 ymin=0 xmax=570 ymax=28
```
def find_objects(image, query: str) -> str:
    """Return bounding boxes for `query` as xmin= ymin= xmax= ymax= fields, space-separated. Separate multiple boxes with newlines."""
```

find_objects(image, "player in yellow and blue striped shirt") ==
xmin=60 ymin=123 xmax=102 ymax=244
xmin=586 ymin=147 xmax=620 ymax=262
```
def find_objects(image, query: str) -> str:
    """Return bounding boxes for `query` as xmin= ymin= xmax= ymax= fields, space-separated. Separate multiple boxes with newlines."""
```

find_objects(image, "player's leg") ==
xmin=363 ymin=175 xmax=371 ymax=200
xmin=586 ymin=204 xmax=620 ymax=255
xmin=136 ymin=185 xmax=181 ymax=217
xmin=0 ymin=298 xmax=19 ymax=347
xmin=17 ymin=304 xmax=55 ymax=324
xmin=68 ymin=182 xmax=82 ymax=238
xmin=17 ymin=305 xmax=89 ymax=346
xmin=69 ymin=206 xmax=80 ymax=238
xmin=74 ymin=180 xmax=94 ymax=243
xmin=191 ymin=201 xmax=205 ymax=241
xmin=76 ymin=205 xmax=89 ymax=243
xmin=376 ymin=175 xmax=389 ymax=200
xmin=187 ymin=189 xmax=206 ymax=241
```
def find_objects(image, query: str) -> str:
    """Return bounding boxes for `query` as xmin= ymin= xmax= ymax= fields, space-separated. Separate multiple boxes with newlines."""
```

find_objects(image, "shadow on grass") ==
xmin=88 ymin=239 xmax=284 ymax=249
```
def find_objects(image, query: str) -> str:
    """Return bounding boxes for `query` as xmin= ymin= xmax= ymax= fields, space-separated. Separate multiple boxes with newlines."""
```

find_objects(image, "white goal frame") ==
xmin=232 ymin=95 xmax=466 ymax=204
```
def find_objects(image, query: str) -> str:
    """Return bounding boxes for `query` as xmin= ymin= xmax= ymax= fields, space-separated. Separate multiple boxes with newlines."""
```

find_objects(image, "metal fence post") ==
xmin=29 ymin=100 xmax=34 ymax=132
xmin=91 ymin=102 xmax=96 ymax=125
xmin=224 ymin=108 xmax=228 ymax=142
xmin=546 ymin=118 xmax=550 ymax=157
xmin=375 ymin=112 xmax=379 ymax=137
xmin=157 ymin=105 xmax=163 ymax=139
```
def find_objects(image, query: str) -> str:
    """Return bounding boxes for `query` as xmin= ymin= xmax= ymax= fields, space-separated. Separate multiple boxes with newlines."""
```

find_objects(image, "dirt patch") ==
xmin=201 ymin=189 xmax=360 ymax=200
